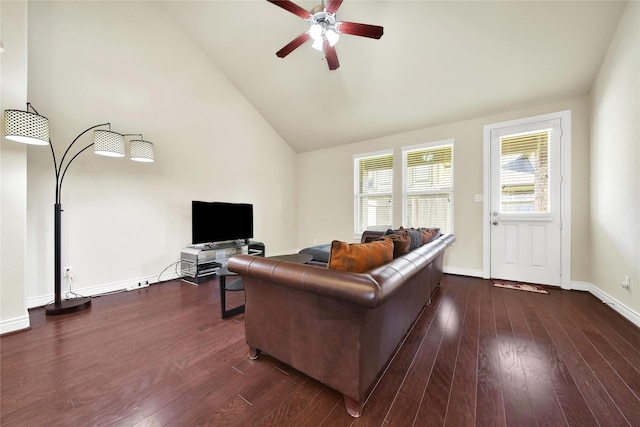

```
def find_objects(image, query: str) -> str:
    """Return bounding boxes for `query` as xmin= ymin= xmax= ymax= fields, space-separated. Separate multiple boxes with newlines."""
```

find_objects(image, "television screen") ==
xmin=192 ymin=201 xmax=253 ymax=244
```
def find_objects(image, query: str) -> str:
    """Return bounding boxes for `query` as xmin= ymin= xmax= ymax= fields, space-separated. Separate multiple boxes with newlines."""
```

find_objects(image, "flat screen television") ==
xmin=191 ymin=201 xmax=253 ymax=244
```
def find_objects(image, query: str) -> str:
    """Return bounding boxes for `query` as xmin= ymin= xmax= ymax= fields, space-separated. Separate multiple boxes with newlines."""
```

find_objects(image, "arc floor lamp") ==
xmin=3 ymin=103 xmax=154 ymax=315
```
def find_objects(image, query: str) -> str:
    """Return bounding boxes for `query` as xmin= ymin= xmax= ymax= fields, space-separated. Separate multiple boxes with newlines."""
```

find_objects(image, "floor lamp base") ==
xmin=45 ymin=297 xmax=92 ymax=315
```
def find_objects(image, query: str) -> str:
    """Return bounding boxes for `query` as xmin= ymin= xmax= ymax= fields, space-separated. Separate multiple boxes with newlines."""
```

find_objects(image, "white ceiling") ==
xmin=160 ymin=0 xmax=627 ymax=153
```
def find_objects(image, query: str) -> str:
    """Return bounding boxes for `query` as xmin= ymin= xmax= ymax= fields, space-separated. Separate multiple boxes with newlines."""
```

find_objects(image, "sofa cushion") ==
xmin=419 ymin=227 xmax=441 ymax=244
xmin=299 ymin=243 xmax=331 ymax=263
xmin=360 ymin=230 xmax=385 ymax=244
xmin=328 ymin=238 xmax=394 ymax=273
xmin=363 ymin=231 xmax=410 ymax=258
xmin=386 ymin=227 xmax=422 ymax=251
xmin=384 ymin=231 xmax=411 ymax=258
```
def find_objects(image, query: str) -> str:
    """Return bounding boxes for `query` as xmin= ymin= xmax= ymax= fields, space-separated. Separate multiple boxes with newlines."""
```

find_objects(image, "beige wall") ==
xmin=590 ymin=1 xmax=640 ymax=313
xmin=1 ymin=0 xmax=30 ymax=333
xmin=23 ymin=1 xmax=297 ymax=306
xmin=3 ymin=1 xmax=636 ymax=332
xmin=297 ymin=96 xmax=592 ymax=280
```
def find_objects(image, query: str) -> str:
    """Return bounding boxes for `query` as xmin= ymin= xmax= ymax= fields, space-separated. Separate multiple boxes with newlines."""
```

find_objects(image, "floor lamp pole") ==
xmin=43 ymin=125 xmax=108 ymax=315
xmin=45 ymin=203 xmax=92 ymax=315
xmin=54 ymin=203 xmax=62 ymax=305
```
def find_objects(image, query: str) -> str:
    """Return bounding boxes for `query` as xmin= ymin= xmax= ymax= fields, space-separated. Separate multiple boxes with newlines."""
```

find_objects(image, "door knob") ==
xmin=492 ymin=221 xmax=498 ymax=225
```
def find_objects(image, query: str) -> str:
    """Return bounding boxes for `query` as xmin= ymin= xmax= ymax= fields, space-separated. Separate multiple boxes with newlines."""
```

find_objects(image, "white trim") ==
xmin=569 ymin=280 xmax=591 ymax=292
xmin=559 ymin=112 xmax=572 ymax=290
xmin=401 ymin=139 xmax=454 ymax=154
xmin=482 ymin=110 xmax=572 ymax=288
xmin=26 ymin=270 xmax=182 ymax=309
xmin=352 ymin=149 xmax=394 ymax=162
xmin=444 ymin=266 xmax=483 ymax=278
xmin=571 ymin=281 xmax=640 ymax=328
xmin=0 ymin=314 xmax=30 ymax=335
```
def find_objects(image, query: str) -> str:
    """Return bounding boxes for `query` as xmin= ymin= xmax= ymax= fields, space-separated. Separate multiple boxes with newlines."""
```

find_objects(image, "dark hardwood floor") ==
xmin=2 ymin=274 xmax=639 ymax=426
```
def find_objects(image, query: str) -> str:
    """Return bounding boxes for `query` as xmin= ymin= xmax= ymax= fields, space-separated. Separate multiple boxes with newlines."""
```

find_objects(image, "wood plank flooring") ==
xmin=2 ymin=274 xmax=639 ymax=426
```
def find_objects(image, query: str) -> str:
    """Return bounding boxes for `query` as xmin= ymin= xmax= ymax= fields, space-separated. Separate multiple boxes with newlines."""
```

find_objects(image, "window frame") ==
xmin=401 ymin=139 xmax=455 ymax=234
xmin=353 ymin=149 xmax=394 ymax=236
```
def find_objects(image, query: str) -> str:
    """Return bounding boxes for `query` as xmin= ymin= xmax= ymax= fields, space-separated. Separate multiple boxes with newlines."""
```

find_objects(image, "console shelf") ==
xmin=180 ymin=240 xmax=264 ymax=285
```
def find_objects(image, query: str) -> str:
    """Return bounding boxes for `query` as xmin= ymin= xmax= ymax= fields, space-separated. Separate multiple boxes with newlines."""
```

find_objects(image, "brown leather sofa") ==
xmin=227 ymin=233 xmax=455 ymax=417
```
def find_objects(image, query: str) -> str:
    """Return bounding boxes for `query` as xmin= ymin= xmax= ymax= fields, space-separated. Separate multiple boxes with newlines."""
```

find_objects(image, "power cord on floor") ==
xmin=157 ymin=259 xmax=182 ymax=283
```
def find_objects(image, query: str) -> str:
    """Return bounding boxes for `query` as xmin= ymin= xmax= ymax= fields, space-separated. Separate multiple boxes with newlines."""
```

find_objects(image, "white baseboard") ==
xmin=569 ymin=280 xmax=591 ymax=292
xmin=572 ymin=280 xmax=640 ymax=328
xmin=26 ymin=270 xmax=183 ymax=309
xmin=0 ymin=313 xmax=30 ymax=335
xmin=444 ymin=266 xmax=484 ymax=278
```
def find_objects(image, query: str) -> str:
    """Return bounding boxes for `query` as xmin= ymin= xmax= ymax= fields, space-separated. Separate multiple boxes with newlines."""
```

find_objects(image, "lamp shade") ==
xmin=94 ymin=130 xmax=124 ymax=157
xmin=130 ymin=139 xmax=154 ymax=162
xmin=4 ymin=109 xmax=50 ymax=145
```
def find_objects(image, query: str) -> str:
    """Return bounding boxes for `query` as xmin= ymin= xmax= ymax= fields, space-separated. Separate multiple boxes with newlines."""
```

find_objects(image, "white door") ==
xmin=489 ymin=118 xmax=562 ymax=286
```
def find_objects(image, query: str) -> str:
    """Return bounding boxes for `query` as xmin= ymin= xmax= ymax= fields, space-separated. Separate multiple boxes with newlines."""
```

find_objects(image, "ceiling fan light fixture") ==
xmin=309 ymin=23 xmax=323 ymax=40
xmin=311 ymin=37 xmax=324 ymax=51
xmin=326 ymin=29 xmax=340 ymax=46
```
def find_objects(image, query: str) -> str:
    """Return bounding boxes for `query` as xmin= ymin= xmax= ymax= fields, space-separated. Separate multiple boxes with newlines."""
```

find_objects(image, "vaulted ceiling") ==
xmin=160 ymin=1 xmax=627 ymax=153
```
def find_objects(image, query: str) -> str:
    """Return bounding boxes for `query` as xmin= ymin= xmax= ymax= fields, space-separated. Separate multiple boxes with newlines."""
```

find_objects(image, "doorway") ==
xmin=482 ymin=111 xmax=571 ymax=289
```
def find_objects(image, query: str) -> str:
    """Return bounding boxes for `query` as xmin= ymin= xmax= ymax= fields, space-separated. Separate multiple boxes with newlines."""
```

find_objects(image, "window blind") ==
xmin=499 ymin=130 xmax=550 ymax=213
xmin=404 ymin=144 xmax=453 ymax=233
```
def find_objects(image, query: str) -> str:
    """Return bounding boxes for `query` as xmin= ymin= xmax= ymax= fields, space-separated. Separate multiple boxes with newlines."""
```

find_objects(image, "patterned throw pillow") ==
xmin=328 ymin=238 xmax=394 ymax=273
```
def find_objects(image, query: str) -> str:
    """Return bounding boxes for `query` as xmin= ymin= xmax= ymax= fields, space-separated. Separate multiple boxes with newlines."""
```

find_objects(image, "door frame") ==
xmin=482 ymin=110 xmax=572 ymax=290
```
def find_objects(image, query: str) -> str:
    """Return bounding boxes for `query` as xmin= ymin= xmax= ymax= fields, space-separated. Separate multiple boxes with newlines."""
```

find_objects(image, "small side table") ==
xmin=218 ymin=253 xmax=313 ymax=319
xmin=217 ymin=266 xmax=245 ymax=319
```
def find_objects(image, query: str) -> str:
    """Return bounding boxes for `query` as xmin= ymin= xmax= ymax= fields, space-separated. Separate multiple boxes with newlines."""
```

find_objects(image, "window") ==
xmin=499 ymin=130 xmax=550 ymax=213
xmin=402 ymin=141 xmax=454 ymax=233
xmin=354 ymin=151 xmax=393 ymax=234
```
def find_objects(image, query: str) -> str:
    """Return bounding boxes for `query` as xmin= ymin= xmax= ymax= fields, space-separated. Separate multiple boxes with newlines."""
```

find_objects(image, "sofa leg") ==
xmin=248 ymin=345 xmax=261 ymax=360
xmin=344 ymin=396 xmax=363 ymax=417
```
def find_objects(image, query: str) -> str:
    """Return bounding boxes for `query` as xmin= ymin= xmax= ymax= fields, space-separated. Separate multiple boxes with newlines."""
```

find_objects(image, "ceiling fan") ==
xmin=267 ymin=0 xmax=384 ymax=70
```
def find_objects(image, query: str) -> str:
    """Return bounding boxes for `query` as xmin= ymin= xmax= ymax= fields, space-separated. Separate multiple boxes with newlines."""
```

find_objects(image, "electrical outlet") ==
xmin=64 ymin=266 xmax=73 ymax=278
xmin=127 ymin=280 xmax=150 ymax=291
xmin=621 ymin=275 xmax=631 ymax=289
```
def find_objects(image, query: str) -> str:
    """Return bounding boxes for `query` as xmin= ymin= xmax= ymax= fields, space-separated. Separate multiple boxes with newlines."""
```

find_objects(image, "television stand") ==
xmin=180 ymin=240 xmax=264 ymax=285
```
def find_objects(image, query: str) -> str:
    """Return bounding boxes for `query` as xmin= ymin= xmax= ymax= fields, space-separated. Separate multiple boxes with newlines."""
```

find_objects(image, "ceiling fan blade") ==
xmin=325 ymin=0 xmax=344 ymax=15
xmin=324 ymin=40 xmax=340 ymax=70
xmin=276 ymin=32 xmax=311 ymax=58
xmin=267 ymin=0 xmax=312 ymax=20
xmin=336 ymin=21 xmax=384 ymax=39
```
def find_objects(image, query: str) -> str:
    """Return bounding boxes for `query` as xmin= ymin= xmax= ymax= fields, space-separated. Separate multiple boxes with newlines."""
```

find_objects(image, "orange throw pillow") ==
xmin=328 ymin=238 xmax=394 ymax=273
